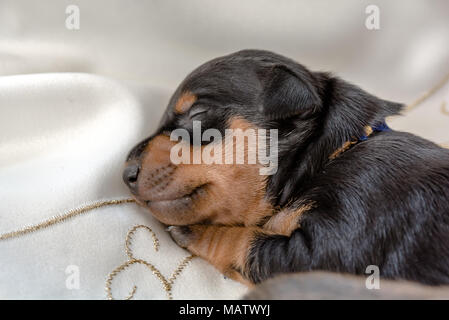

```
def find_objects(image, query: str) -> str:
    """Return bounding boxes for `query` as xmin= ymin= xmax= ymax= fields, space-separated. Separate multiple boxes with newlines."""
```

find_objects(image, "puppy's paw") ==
xmin=168 ymin=224 xmax=258 ymax=286
xmin=168 ymin=225 xmax=200 ymax=248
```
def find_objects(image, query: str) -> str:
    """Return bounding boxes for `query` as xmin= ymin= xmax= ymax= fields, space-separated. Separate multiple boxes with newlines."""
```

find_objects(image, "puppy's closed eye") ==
xmin=188 ymin=105 xmax=209 ymax=119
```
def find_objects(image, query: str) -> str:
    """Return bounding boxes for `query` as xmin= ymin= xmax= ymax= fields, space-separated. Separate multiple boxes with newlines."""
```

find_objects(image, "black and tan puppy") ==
xmin=123 ymin=50 xmax=449 ymax=286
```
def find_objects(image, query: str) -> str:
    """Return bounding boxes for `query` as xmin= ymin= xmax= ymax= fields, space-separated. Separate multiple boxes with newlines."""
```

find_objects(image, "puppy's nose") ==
xmin=123 ymin=163 xmax=140 ymax=191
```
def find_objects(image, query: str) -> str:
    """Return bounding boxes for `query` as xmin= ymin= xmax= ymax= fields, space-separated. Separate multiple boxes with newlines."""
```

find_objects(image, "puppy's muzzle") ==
xmin=122 ymin=135 xmax=179 ymax=199
xmin=123 ymin=160 xmax=140 ymax=193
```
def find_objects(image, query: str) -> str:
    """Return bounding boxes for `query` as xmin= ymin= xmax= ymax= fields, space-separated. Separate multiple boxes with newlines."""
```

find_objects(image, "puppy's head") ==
xmin=123 ymin=49 xmax=403 ymax=226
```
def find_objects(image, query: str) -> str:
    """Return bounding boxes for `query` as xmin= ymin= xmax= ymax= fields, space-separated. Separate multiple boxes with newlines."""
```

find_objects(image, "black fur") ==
xmin=153 ymin=49 xmax=449 ymax=285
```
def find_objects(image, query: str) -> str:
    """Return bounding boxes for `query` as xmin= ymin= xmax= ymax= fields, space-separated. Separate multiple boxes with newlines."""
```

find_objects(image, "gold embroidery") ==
xmin=407 ymin=72 xmax=449 ymax=111
xmin=441 ymin=101 xmax=449 ymax=116
xmin=105 ymin=224 xmax=195 ymax=300
xmin=126 ymin=225 xmax=160 ymax=254
xmin=0 ymin=199 xmax=196 ymax=300
xmin=438 ymin=101 xmax=449 ymax=148
xmin=0 ymin=198 xmax=135 ymax=241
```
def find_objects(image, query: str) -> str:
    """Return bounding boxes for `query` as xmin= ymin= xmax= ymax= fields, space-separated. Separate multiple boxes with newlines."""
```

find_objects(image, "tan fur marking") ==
xmin=329 ymin=125 xmax=374 ymax=160
xmin=329 ymin=141 xmax=357 ymax=160
xmin=191 ymin=117 xmax=274 ymax=226
xmin=263 ymin=202 xmax=314 ymax=236
xmin=174 ymin=91 xmax=197 ymax=114
xmin=364 ymin=126 xmax=373 ymax=137
xmin=136 ymin=117 xmax=274 ymax=227
xmin=185 ymin=225 xmax=264 ymax=286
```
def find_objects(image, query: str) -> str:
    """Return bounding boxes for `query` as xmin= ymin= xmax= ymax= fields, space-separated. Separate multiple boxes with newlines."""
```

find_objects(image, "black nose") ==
xmin=123 ymin=162 xmax=140 ymax=191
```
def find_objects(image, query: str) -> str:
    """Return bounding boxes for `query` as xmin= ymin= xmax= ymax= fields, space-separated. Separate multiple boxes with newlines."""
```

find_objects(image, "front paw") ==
xmin=168 ymin=225 xmax=202 ymax=248
xmin=168 ymin=224 xmax=259 ymax=286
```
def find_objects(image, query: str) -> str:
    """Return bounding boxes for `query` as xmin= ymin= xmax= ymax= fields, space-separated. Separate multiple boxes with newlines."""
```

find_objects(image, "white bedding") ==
xmin=0 ymin=73 xmax=247 ymax=299
xmin=0 ymin=0 xmax=448 ymax=299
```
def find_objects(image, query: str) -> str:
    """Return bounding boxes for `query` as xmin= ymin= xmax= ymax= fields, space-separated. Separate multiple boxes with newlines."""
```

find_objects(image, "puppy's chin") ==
xmin=134 ymin=184 xmax=209 ymax=226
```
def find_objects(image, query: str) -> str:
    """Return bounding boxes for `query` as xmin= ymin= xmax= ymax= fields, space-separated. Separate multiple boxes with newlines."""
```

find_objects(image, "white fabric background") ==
xmin=0 ymin=0 xmax=448 ymax=299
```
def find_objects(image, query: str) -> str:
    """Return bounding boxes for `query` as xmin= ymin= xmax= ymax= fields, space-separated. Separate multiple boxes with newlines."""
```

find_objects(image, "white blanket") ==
xmin=0 ymin=0 xmax=448 ymax=300
xmin=0 ymin=73 xmax=247 ymax=299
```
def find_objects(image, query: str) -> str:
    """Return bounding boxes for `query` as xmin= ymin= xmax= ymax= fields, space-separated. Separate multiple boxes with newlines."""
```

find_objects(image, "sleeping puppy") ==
xmin=123 ymin=49 xmax=449 ymax=286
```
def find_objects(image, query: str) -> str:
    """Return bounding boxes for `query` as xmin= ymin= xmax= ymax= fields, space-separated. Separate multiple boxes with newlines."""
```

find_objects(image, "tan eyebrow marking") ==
xmin=174 ymin=91 xmax=197 ymax=114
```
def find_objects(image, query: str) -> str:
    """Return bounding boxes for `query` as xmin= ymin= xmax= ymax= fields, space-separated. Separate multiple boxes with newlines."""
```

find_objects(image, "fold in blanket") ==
xmin=0 ymin=73 xmax=247 ymax=299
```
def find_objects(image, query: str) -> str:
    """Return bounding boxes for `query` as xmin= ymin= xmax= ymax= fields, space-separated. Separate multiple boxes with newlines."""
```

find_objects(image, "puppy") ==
xmin=123 ymin=50 xmax=449 ymax=286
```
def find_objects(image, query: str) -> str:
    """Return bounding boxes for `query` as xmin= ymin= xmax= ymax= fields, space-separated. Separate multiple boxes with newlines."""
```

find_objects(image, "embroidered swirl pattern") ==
xmin=0 ymin=200 xmax=195 ymax=299
xmin=105 ymin=224 xmax=195 ymax=300
xmin=441 ymin=101 xmax=449 ymax=116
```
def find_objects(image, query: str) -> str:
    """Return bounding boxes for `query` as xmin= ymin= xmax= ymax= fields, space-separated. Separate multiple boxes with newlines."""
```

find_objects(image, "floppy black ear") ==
xmin=325 ymin=76 xmax=404 ymax=137
xmin=259 ymin=65 xmax=322 ymax=120
xmin=272 ymin=74 xmax=405 ymax=207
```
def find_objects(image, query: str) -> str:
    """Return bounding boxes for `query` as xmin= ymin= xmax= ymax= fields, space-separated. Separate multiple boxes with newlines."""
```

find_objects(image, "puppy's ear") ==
xmin=325 ymin=76 xmax=404 ymax=136
xmin=259 ymin=65 xmax=322 ymax=120
xmin=273 ymin=74 xmax=405 ymax=207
